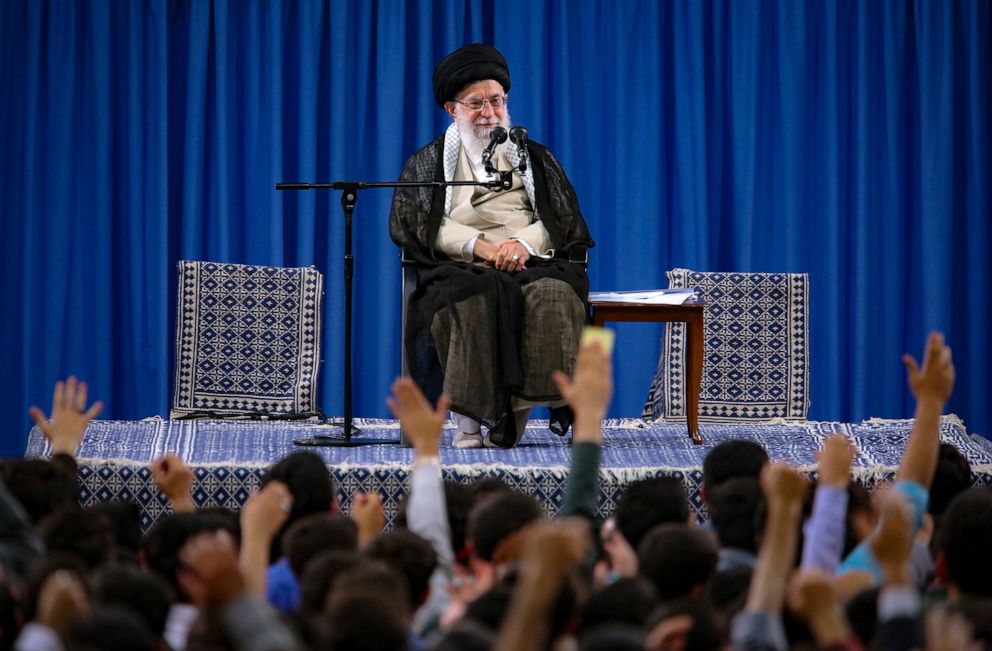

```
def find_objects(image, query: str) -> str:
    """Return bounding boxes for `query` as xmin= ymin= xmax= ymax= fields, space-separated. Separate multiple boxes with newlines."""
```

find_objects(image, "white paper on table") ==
xmin=588 ymin=289 xmax=697 ymax=305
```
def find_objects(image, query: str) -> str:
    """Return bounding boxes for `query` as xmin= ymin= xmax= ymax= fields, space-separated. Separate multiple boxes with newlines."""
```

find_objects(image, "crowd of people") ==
xmin=1 ymin=331 xmax=991 ymax=650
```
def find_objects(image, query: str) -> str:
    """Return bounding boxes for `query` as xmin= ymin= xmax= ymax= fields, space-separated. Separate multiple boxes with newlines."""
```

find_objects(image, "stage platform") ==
xmin=25 ymin=416 xmax=992 ymax=531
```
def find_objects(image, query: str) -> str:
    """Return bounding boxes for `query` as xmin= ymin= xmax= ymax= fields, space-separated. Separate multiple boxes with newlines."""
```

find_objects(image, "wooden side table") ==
xmin=589 ymin=300 xmax=704 ymax=445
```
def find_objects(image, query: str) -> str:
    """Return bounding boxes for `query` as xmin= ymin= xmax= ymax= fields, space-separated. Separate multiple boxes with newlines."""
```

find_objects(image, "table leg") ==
xmin=685 ymin=312 xmax=704 ymax=445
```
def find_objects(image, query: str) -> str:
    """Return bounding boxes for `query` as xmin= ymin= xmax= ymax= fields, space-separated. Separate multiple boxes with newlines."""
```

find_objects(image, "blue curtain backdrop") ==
xmin=1 ymin=0 xmax=989 ymax=456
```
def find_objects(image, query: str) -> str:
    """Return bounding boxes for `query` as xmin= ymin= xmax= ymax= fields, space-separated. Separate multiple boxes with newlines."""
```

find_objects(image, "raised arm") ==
xmin=553 ymin=339 xmax=612 ymax=521
xmin=733 ymin=463 xmax=809 ymax=651
xmin=29 ymin=376 xmax=103 ymax=456
xmin=897 ymin=332 xmax=954 ymax=488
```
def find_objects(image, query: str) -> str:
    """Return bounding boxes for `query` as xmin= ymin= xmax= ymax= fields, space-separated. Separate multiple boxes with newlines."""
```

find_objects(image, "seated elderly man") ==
xmin=389 ymin=43 xmax=594 ymax=449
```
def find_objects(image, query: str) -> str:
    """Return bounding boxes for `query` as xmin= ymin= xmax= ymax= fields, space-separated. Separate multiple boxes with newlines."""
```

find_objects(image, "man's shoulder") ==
xmin=405 ymin=134 xmax=446 ymax=164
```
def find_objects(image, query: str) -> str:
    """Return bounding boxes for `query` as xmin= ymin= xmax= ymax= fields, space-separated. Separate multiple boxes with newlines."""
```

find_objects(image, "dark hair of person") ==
xmin=579 ymin=577 xmax=659 ymax=632
xmin=707 ymin=476 xmax=763 ymax=552
xmin=65 ymin=607 xmax=160 ymax=651
xmin=637 ymin=523 xmax=718 ymax=601
xmin=647 ymin=598 xmax=727 ymax=651
xmin=0 ymin=458 xmax=77 ymax=524
xmin=326 ymin=561 xmax=410 ymax=620
xmin=87 ymin=501 xmax=143 ymax=565
xmin=298 ymin=550 xmax=365 ymax=614
xmin=702 ymin=440 xmax=769 ymax=491
xmin=844 ymin=586 xmax=879 ymax=647
xmin=325 ymin=591 xmax=409 ymax=651
xmin=90 ymin=565 xmax=175 ymax=639
xmin=431 ymin=619 xmax=496 ymax=651
xmin=0 ymin=581 xmax=20 ymax=651
xmin=467 ymin=491 xmax=544 ymax=562
xmin=284 ymin=514 xmax=358 ymax=576
xmin=929 ymin=443 xmax=973 ymax=517
xmin=260 ymin=451 xmax=335 ymax=561
xmin=577 ymin=624 xmax=646 ymax=651
xmin=938 ymin=488 xmax=992 ymax=597
xmin=365 ymin=529 xmax=438 ymax=610
xmin=614 ymin=476 xmax=689 ymax=551
xmin=704 ymin=566 xmax=752 ymax=620
xmin=141 ymin=509 xmax=240 ymax=598
xmin=38 ymin=505 xmax=116 ymax=570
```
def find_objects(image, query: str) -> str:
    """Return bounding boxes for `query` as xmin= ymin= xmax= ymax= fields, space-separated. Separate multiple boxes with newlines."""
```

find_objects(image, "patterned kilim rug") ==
xmin=25 ymin=417 xmax=992 ymax=531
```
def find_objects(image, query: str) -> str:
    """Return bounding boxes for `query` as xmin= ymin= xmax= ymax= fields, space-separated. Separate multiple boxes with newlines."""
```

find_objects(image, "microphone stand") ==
xmin=276 ymin=171 xmax=514 ymax=446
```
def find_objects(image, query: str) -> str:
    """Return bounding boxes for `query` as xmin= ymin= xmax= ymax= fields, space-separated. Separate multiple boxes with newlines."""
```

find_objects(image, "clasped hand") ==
xmin=475 ymin=238 xmax=529 ymax=272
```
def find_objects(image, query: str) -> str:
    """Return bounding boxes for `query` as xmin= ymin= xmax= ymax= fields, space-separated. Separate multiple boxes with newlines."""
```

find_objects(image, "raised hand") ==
xmin=817 ymin=434 xmax=856 ymax=488
xmin=36 ymin=569 xmax=88 ymax=637
xmin=870 ymin=489 xmax=914 ymax=586
xmin=29 ymin=376 xmax=104 ymax=455
xmin=903 ymin=331 xmax=954 ymax=405
xmin=350 ymin=491 xmax=385 ymax=548
xmin=761 ymin=462 xmax=809 ymax=508
xmin=386 ymin=377 xmax=451 ymax=458
xmin=241 ymin=481 xmax=292 ymax=544
xmin=151 ymin=453 xmax=196 ymax=513
xmin=787 ymin=568 xmax=853 ymax=647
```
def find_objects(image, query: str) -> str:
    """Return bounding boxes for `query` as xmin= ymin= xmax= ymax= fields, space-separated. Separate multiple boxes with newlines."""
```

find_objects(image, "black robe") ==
xmin=389 ymin=135 xmax=595 ymax=446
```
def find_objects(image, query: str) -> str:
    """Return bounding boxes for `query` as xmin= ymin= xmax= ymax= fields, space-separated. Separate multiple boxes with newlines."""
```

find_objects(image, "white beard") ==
xmin=455 ymin=108 xmax=512 ymax=165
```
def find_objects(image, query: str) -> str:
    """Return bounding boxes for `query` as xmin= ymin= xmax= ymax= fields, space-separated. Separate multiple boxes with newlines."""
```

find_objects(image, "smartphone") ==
xmin=580 ymin=325 xmax=615 ymax=356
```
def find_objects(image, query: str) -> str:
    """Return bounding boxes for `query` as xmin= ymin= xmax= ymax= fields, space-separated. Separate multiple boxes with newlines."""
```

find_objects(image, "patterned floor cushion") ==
xmin=643 ymin=269 xmax=809 ymax=422
xmin=171 ymin=261 xmax=323 ymax=418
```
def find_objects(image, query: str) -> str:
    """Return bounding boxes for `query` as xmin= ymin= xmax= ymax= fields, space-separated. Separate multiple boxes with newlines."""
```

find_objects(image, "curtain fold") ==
xmin=1 ymin=0 xmax=988 ymax=455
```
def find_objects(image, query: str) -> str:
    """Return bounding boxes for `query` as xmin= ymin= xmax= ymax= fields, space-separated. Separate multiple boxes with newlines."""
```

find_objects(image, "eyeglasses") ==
xmin=453 ymin=95 xmax=508 ymax=111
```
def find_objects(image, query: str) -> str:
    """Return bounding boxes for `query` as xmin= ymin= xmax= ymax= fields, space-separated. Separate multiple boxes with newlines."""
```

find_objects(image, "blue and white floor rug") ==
xmin=26 ymin=416 xmax=992 ymax=531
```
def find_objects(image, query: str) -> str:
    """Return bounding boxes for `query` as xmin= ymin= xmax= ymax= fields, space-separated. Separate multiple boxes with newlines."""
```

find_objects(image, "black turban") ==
xmin=433 ymin=43 xmax=511 ymax=107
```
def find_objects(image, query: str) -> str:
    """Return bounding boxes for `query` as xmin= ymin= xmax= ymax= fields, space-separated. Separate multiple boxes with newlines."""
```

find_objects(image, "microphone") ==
xmin=509 ymin=126 xmax=529 ymax=172
xmin=481 ymin=126 xmax=508 ymax=173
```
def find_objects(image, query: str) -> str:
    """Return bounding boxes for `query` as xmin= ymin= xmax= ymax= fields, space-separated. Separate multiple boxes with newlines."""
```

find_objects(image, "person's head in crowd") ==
xmin=141 ymin=509 xmax=239 ymax=603
xmin=929 ymin=443 xmax=972 ymax=520
xmin=646 ymin=598 xmax=727 ymax=651
xmin=638 ymin=523 xmax=718 ymax=602
xmin=937 ymin=488 xmax=992 ymax=599
xmin=577 ymin=624 xmax=646 ymax=651
xmin=324 ymin=563 xmax=412 ymax=649
xmin=430 ymin=619 xmax=496 ymax=651
xmin=468 ymin=477 xmax=512 ymax=502
xmin=0 ymin=459 xmax=76 ymax=524
xmin=284 ymin=513 xmax=358 ymax=578
xmin=365 ymin=529 xmax=438 ymax=613
xmin=39 ymin=505 xmax=116 ymax=570
xmin=704 ymin=566 xmax=752 ymax=621
xmin=20 ymin=554 xmax=89 ymax=625
xmin=613 ymin=477 xmax=690 ymax=551
xmin=467 ymin=491 xmax=544 ymax=570
xmin=578 ymin=577 xmax=659 ymax=632
xmin=65 ymin=607 xmax=160 ymax=651
xmin=708 ymin=476 xmax=764 ymax=557
xmin=90 ymin=565 xmax=174 ymax=642
xmin=396 ymin=480 xmax=474 ymax=563
xmin=298 ymin=550 xmax=365 ymax=614
xmin=700 ymin=439 xmax=769 ymax=502
xmin=260 ymin=451 xmax=336 ymax=561
xmin=88 ymin=501 xmax=143 ymax=565
xmin=326 ymin=560 xmax=411 ymax=621
xmin=325 ymin=590 xmax=409 ymax=651
xmin=948 ymin=598 xmax=992 ymax=647
xmin=844 ymin=586 xmax=879 ymax=647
